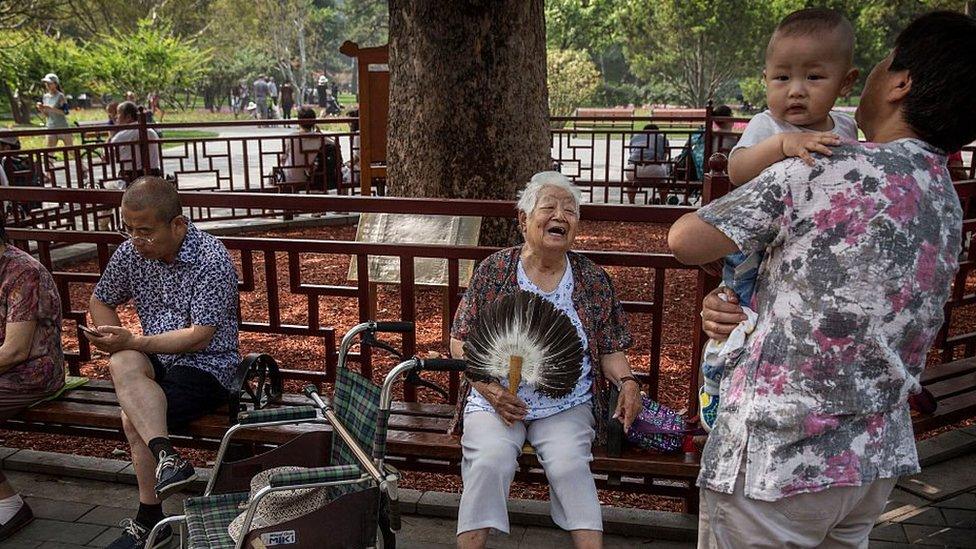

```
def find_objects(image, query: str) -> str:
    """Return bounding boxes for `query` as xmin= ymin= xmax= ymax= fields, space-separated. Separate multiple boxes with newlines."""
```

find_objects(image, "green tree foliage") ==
xmin=804 ymin=0 xmax=970 ymax=92
xmin=85 ymin=20 xmax=211 ymax=107
xmin=547 ymin=48 xmax=601 ymax=116
xmin=619 ymin=0 xmax=777 ymax=107
xmin=729 ymin=0 xmax=972 ymax=108
xmin=545 ymin=0 xmax=616 ymax=53
xmin=738 ymin=76 xmax=765 ymax=111
xmin=0 ymin=31 xmax=87 ymax=124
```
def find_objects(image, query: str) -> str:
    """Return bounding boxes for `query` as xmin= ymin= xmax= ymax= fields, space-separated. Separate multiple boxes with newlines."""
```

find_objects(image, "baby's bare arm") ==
xmin=729 ymin=132 xmax=841 ymax=185
xmin=728 ymin=134 xmax=787 ymax=185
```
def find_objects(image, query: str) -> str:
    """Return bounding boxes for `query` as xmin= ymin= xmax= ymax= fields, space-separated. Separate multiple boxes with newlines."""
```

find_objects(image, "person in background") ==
xmin=624 ymin=123 xmax=669 ymax=204
xmin=253 ymin=75 xmax=269 ymax=121
xmin=0 ymin=215 xmax=65 ymax=541
xmin=148 ymin=92 xmax=164 ymax=123
xmin=35 ymin=73 xmax=78 ymax=182
xmin=105 ymin=101 xmax=120 ymax=138
xmin=277 ymin=106 xmax=330 ymax=186
xmin=279 ymin=81 xmax=295 ymax=120
xmin=267 ymin=77 xmax=278 ymax=111
xmin=316 ymin=75 xmax=329 ymax=117
xmin=108 ymin=101 xmax=162 ymax=185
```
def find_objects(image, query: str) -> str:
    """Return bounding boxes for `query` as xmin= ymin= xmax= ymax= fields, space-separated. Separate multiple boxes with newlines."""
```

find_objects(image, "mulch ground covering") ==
xmin=1 ymin=218 xmax=974 ymax=512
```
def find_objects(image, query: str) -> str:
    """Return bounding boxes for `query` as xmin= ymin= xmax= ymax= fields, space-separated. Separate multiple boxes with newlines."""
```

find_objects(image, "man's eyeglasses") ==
xmin=118 ymin=215 xmax=183 ymax=245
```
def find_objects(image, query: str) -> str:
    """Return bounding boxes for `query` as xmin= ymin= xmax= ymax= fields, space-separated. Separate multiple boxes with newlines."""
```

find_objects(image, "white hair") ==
xmin=516 ymin=171 xmax=581 ymax=215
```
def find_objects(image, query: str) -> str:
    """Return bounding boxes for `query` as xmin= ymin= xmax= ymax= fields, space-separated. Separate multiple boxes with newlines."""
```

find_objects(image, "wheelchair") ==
xmin=146 ymin=321 xmax=466 ymax=549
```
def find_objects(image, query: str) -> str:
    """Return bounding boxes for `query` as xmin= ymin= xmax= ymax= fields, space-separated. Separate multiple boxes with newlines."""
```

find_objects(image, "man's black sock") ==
xmin=135 ymin=502 xmax=164 ymax=528
xmin=148 ymin=437 xmax=177 ymax=463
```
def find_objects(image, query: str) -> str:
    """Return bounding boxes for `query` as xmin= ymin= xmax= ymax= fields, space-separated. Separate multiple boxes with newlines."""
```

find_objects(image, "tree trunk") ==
xmin=2 ymin=83 xmax=32 ymax=125
xmin=387 ymin=0 xmax=551 ymax=246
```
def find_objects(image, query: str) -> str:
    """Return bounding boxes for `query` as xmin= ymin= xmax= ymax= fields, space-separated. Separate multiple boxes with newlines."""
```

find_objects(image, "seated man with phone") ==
xmin=83 ymin=177 xmax=240 ymax=549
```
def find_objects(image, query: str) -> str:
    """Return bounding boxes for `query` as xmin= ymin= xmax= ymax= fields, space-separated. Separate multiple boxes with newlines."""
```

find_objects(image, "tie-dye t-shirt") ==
xmin=696 ymin=138 xmax=961 ymax=501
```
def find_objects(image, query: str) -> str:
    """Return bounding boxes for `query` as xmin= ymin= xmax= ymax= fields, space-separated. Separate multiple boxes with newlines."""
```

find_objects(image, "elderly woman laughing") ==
xmin=449 ymin=171 xmax=642 ymax=549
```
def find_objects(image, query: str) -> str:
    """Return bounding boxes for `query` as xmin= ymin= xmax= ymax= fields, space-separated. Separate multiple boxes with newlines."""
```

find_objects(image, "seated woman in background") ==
xmin=276 ymin=106 xmax=336 ymax=189
xmin=0 ymin=216 xmax=65 ymax=540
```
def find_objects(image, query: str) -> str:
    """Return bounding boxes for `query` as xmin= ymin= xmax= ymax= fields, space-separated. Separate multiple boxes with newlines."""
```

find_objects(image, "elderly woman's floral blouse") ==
xmin=696 ymin=139 xmax=960 ymax=502
xmin=449 ymin=246 xmax=633 ymax=445
xmin=0 ymin=246 xmax=64 ymax=394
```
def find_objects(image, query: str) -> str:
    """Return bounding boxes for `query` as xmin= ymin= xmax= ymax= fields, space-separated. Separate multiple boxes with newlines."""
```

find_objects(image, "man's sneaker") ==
xmin=699 ymin=385 xmax=720 ymax=433
xmin=105 ymin=518 xmax=172 ymax=549
xmin=154 ymin=452 xmax=197 ymax=499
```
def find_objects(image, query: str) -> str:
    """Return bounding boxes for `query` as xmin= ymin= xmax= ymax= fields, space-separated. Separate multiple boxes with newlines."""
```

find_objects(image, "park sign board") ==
xmin=347 ymin=213 xmax=481 ymax=286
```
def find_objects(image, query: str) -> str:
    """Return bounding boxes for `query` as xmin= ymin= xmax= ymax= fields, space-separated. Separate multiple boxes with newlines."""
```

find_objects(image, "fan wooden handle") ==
xmin=508 ymin=355 xmax=523 ymax=395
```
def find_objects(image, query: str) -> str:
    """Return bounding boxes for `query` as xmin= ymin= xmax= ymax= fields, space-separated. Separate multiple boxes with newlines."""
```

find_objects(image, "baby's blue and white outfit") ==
xmin=702 ymin=110 xmax=859 ymax=396
xmin=458 ymin=258 xmax=602 ymax=536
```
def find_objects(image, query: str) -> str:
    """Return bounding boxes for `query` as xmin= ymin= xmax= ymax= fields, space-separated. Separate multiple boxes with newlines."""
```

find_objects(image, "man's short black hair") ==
xmin=296 ymin=106 xmax=317 ymax=131
xmin=713 ymin=105 xmax=732 ymax=117
xmin=770 ymin=8 xmax=854 ymax=63
xmin=889 ymin=11 xmax=976 ymax=152
xmin=122 ymin=176 xmax=182 ymax=222
xmin=642 ymin=123 xmax=660 ymax=131
xmin=117 ymin=101 xmax=138 ymax=122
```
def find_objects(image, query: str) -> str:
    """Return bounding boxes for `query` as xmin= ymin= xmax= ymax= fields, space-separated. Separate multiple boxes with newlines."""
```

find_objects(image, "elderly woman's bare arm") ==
xmin=0 ymin=321 xmax=36 ymax=372
xmin=600 ymin=351 xmax=643 ymax=432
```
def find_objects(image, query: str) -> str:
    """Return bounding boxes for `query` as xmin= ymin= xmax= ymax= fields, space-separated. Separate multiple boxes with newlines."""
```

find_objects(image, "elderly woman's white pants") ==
xmin=456 ymin=403 xmax=601 ymax=536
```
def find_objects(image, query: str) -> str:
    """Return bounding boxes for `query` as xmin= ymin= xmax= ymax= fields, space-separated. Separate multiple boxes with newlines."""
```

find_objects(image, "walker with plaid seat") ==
xmin=146 ymin=321 xmax=465 ymax=549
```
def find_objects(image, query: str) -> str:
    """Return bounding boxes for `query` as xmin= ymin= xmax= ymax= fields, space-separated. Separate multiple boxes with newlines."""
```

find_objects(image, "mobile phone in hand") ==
xmin=79 ymin=325 xmax=104 ymax=338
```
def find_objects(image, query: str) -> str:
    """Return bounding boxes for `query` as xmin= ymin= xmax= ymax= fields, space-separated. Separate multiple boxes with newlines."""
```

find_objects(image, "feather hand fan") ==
xmin=463 ymin=290 xmax=584 ymax=399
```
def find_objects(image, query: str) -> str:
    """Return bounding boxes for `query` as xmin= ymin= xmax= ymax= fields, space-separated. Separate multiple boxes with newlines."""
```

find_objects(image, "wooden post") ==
xmin=339 ymin=41 xmax=389 ymax=196
xmin=702 ymin=100 xmax=714 ymax=171
xmin=136 ymin=107 xmax=151 ymax=178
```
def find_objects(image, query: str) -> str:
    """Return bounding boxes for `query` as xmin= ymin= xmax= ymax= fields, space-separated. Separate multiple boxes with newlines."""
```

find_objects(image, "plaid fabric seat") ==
xmin=185 ymin=491 xmax=249 ymax=549
xmin=330 ymin=367 xmax=382 ymax=496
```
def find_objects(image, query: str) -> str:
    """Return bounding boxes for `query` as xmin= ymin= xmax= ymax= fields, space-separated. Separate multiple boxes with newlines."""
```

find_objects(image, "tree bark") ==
xmin=1 ymin=83 xmax=31 ymax=125
xmin=387 ymin=0 xmax=551 ymax=246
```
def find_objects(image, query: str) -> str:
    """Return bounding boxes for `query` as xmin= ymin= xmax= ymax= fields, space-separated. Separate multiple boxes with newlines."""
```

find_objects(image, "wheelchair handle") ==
xmin=303 ymin=384 xmax=329 ymax=410
xmin=373 ymin=321 xmax=415 ymax=333
xmin=416 ymin=358 xmax=467 ymax=372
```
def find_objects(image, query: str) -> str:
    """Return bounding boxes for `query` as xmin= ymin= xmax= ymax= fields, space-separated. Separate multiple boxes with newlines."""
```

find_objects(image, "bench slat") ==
xmin=913 ymin=390 xmax=976 ymax=432
xmin=926 ymin=370 xmax=976 ymax=401
xmin=921 ymin=357 xmax=976 ymax=385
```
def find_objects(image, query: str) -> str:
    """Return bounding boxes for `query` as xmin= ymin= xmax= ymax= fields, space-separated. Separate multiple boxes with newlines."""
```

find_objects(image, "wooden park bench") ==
xmin=572 ymin=107 xmax=636 ymax=130
xmin=651 ymin=108 xmax=707 ymax=130
xmin=74 ymin=120 xmax=111 ymax=148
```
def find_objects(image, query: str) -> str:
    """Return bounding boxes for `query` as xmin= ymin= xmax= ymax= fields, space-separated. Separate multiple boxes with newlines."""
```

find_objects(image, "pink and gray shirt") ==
xmin=696 ymin=138 xmax=961 ymax=501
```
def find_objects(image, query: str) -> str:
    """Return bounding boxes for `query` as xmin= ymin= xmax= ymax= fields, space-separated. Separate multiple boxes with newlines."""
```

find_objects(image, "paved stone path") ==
xmin=869 ymin=427 xmax=976 ymax=547
xmin=0 ymin=470 xmax=693 ymax=549
xmin=1 ymin=428 xmax=975 ymax=547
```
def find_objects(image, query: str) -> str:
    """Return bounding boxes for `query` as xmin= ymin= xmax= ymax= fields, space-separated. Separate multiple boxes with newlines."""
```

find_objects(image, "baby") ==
xmin=699 ymin=7 xmax=859 ymax=431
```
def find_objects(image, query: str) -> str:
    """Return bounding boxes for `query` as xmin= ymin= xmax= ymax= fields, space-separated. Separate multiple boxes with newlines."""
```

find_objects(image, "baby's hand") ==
xmin=780 ymin=132 xmax=842 ymax=166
